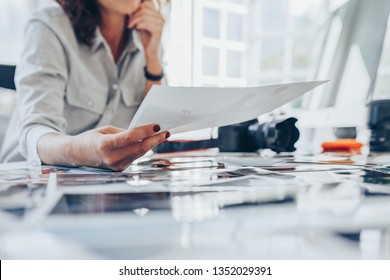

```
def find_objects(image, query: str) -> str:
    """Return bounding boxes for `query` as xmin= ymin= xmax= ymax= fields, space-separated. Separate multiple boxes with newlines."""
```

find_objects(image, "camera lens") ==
xmin=248 ymin=117 xmax=300 ymax=153
xmin=218 ymin=117 xmax=300 ymax=153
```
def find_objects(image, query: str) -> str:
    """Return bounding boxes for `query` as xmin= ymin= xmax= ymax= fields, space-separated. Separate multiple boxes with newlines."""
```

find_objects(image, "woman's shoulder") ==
xmin=25 ymin=2 xmax=77 ymax=46
xmin=28 ymin=2 xmax=71 ymax=32
xmin=31 ymin=2 xmax=67 ymax=21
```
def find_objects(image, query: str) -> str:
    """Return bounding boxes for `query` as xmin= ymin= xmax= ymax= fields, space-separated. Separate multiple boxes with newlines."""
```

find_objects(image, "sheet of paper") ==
xmin=129 ymin=81 xmax=327 ymax=134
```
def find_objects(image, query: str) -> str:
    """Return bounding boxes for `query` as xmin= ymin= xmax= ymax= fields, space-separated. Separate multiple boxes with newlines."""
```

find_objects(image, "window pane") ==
xmin=227 ymin=50 xmax=242 ymax=78
xmin=262 ymin=0 xmax=287 ymax=32
xmin=292 ymin=37 xmax=313 ymax=69
xmin=203 ymin=8 xmax=220 ymax=39
xmin=260 ymin=39 xmax=284 ymax=70
xmin=202 ymin=47 xmax=220 ymax=76
xmin=227 ymin=13 xmax=243 ymax=42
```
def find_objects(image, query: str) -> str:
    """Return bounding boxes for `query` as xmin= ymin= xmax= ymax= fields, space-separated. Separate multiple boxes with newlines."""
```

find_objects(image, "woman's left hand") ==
xmin=128 ymin=0 xmax=165 ymax=60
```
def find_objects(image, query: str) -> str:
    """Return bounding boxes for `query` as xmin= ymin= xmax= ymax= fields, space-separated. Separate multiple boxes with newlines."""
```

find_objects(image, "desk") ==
xmin=1 ymin=152 xmax=390 ymax=259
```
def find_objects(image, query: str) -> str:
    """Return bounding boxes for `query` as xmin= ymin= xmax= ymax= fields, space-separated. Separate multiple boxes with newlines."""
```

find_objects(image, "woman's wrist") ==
xmin=67 ymin=133 xmax=101 ymax=167
xmin=65 ymin=135 xmax=79 ymax=167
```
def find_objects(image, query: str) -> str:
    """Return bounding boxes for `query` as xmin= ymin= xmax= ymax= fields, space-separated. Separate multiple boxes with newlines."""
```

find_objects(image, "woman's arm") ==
xmin=38 ymin=124 xmax=169 ymax=171
xmin=129 ymin=0 xmax=165 ymax=94
xmin=17 ymin=19 xmax=168 ymax=170
xmin=16 ymin=21 xmax=69 ymax=164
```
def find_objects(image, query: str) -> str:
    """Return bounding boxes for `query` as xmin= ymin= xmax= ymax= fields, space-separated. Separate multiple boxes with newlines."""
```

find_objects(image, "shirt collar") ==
xmin=90 ymin=27 xmax=142 ymax=54
xmin=91 ymin=27 xmax=104 ymax=52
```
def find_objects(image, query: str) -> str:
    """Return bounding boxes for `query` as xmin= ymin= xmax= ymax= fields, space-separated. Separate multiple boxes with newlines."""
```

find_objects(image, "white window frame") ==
xmin=193 ymin=0 xmax=248 ymax=87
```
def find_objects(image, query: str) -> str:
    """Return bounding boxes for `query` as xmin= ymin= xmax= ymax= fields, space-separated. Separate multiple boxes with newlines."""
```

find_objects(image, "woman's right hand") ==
xmin=38 ymin=124 xmax=169 ymax=171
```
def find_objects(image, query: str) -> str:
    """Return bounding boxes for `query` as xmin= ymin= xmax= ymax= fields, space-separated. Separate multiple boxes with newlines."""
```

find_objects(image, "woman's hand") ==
xmin=128 ymin=0 xmax=164 ymax=74
xmin=38 ymin=124 xmax=169 ymax=171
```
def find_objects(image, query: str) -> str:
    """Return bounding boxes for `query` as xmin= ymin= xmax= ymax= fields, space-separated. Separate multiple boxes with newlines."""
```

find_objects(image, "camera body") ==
xmin=156 ymin=117 xmax=300 ymax=153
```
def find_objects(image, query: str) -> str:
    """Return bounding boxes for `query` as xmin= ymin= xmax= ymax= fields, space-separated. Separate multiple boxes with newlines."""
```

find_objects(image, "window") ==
xmin=193 ymin=0 xmax=248 ymax=87
xmin=203 ymin=8 xmax=221 ymax=39
xmin=168 ymin=0 xmax=346 ymax=89
xmin=202 ymin=47 xmax=220 ymax=76
xmin=247 ymin=0 xmax=332 ymax=87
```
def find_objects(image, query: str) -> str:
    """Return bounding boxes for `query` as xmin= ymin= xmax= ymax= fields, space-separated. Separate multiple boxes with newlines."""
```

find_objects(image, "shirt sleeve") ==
xmin=15 ymin=20 xmax=68 ymax=164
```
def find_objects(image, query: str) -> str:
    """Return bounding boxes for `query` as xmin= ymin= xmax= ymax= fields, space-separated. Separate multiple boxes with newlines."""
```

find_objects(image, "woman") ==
xmin=0 ymin=0 xmax=169 ymax=171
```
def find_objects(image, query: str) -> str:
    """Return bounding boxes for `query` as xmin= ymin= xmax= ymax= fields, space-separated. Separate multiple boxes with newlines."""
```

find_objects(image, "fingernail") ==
xmin=165 ymin=132 xmax=170 ymax=139
xmin=153 ymin=125 xmax=160 ymax=132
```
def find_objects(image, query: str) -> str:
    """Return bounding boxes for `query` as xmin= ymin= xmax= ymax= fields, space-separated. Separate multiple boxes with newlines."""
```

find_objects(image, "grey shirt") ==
xmin=0 ymin=3 xmax=147 ymax=164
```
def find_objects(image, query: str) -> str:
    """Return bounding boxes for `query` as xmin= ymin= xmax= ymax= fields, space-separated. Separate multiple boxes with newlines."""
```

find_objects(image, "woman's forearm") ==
xmin=37 ymin=132 xmax=78 ymax=166
xmin=36 ymin=125 xmax=169 ymax=171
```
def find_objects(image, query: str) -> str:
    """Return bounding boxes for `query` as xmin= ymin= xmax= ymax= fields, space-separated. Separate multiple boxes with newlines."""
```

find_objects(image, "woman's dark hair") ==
xmin=56 ymin=0 xmax=101 ymax=46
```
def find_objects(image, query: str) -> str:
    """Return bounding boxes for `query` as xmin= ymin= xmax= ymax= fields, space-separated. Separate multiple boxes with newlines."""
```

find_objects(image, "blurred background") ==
xmin=1 ymin=0 xmax=389 ymax=153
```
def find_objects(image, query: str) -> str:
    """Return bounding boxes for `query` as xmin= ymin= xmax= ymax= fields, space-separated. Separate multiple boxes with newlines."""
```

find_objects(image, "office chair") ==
xmin=0 ymin=64 xmax=16 ymax=90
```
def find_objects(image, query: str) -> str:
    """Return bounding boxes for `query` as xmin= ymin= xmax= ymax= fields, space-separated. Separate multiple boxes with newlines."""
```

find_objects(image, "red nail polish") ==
xmin=153 ymin=125 xmax=160 ymax=132
xmin=165 ymin=132 xmax=170 ymax=139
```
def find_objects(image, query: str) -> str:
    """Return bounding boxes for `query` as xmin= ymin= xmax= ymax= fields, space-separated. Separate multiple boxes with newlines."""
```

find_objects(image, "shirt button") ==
xmin=88 ymin=100 xmax=93 ymax=107
xmin=112 ymin=84 xmax=119 ymax=90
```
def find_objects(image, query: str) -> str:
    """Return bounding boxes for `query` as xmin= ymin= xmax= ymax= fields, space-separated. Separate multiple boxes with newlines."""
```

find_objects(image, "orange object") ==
xmin=321 ymin=139 xmax=363 ymax=153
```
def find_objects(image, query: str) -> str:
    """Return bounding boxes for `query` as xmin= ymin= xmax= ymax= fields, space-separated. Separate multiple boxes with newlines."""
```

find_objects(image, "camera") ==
xmin=156 ymin=117 xmax=300 ymax=153
xmin=368 ymin=100 xmax=390 ymax=152
xmin=218 ymin=117 xmax=300 ymax=153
